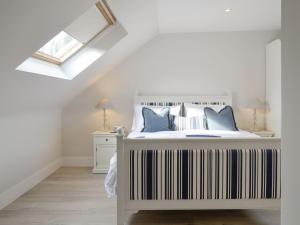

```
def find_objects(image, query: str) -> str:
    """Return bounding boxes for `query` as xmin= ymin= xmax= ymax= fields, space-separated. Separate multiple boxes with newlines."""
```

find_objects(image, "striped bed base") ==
xmin=129 ymin=149 xmax=280 ymax=201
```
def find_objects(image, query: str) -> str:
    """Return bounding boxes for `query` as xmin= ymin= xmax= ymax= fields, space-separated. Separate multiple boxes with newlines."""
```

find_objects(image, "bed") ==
xmin=115 ymin=95 xmax=281 ymax=225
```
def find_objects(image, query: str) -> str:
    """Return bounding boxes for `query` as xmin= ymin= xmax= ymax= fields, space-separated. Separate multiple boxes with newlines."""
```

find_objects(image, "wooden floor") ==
xmin=0 ymin=167 xmax=280 ymax=225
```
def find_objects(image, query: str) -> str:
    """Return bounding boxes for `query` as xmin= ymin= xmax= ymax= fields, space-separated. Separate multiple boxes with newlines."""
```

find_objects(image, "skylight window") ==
xmin=34 ymin=31 xmax=83 ymax=64
xmin=17 ymin=0 xmax=127 ymax=80
xmin=32 ymin=0 xmax=116 ymax=65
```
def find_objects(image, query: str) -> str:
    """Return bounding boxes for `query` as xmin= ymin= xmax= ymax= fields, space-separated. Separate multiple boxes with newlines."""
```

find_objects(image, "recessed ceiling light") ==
xmin=225 ymin=8 xmax=232 ymax=13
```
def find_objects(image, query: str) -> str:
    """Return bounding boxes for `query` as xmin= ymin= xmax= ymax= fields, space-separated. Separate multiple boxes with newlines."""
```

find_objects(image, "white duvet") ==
xmin=127 ymin=129 xmax=259 ymax=139
xmin=105 ymin=152 xmax=117 ymax=198
xmin=104 ymin=129 xmax=259 ymax=197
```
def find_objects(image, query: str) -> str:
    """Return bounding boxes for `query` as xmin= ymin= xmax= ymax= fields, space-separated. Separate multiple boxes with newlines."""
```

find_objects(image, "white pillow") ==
xmin=131 ymin=105 xmax=181 ymax=132
xmin=184 ymin=103 xmax=205 ymax=117
xmin=185 ymin=103 xmax=226 ymax=115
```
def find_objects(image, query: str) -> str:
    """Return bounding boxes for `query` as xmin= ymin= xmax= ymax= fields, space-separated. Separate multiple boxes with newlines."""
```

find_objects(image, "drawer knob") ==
xmin=106 ymin=138 xmax=108 ymax=142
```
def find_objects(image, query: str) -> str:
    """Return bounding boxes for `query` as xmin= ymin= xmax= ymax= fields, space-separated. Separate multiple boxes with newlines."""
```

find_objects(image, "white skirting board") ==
xmin=0 ymin=158 xmax=62 ymax=210
xmin=62 ymin=157 xmax=93 ymax=167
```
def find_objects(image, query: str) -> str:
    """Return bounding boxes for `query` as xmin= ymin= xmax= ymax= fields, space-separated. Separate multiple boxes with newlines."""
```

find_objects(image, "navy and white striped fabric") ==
xmin=140 ymin=101 xmax=227 ymax=107
xmin=129 ymin=149 xmax=280 ymax=200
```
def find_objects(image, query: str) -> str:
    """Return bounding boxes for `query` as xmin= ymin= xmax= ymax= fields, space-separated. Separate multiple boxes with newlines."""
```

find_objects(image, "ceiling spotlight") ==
xmin=225 ymin=8 xmax=232 ymax=13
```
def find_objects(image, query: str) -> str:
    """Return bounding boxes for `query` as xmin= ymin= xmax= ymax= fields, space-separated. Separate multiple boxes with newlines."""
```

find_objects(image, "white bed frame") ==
xmin=117 ymin=95 xmax=281 ymax=225
xmin=134 ymin=94 xmax=232 ymax=107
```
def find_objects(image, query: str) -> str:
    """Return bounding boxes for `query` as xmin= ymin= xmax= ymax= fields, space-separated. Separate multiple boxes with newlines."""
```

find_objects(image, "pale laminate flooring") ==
xmin=0 ymin=167 xmax=280 ymax=225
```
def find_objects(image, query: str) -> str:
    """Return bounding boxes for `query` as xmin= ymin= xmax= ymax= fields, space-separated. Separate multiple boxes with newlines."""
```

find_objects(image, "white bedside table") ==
xmin=252 ymin=130 xmax=275 ymax=137
xmin=92 ymin=131 xmax=117 ymax=173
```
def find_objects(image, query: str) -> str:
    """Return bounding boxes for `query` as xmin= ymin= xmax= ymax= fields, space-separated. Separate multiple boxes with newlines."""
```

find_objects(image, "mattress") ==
xmin=127 ymin=129 xmax=259 ymax=139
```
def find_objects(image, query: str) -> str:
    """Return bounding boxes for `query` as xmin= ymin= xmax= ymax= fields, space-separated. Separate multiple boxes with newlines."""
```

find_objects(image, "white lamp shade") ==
xmin=95 ymin=98 xmax=112 ymax=109
xmin=246 ymin=98 xmax=270 ymax=110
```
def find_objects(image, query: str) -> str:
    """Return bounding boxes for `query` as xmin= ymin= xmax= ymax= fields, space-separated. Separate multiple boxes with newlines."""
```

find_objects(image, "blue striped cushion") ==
xmin=174 ymin=116 xmax=205 ymax=130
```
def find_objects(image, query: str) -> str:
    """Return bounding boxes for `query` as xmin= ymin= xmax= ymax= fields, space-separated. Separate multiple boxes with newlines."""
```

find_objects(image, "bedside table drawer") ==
xmin=95 ymin=136 xmax=116 ymax=145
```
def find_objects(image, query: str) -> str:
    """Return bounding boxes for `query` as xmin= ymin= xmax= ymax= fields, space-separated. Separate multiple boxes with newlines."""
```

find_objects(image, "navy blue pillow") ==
xmin=142 ymin=107 xmax=174 ymax=132
xmin=204 ymin=106 xmax=238 ymax=131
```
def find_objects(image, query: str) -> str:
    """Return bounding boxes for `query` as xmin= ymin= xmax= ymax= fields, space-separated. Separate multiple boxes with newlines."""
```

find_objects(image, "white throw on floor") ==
xmin=104 ymin=152 xmax=117 ymax=198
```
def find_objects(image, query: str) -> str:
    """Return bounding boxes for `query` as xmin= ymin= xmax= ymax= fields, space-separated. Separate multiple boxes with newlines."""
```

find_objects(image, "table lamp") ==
xmin=95 ymin=98 xmax=112 ymax=131
xmin=246 ymin=98 xmax=270 ymax=131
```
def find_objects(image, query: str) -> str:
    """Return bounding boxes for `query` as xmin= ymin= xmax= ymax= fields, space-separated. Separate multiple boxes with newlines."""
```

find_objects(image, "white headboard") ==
xmin=134 ymin=95 xmax=232 ymax=108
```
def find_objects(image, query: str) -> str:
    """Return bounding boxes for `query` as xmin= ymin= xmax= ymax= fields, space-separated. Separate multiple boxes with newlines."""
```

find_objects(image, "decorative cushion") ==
xmin=174 ymin=116 xmax=204 ymax=131
xmin=142 ymin=107 xmax=174 ymax=132
xmin=131 ymin=105 xmax=181 ymax=132
xmin=183 ymin=103 xmax=206 ymax=130
xmin=204 ymin=106 xmax=238 ymax=131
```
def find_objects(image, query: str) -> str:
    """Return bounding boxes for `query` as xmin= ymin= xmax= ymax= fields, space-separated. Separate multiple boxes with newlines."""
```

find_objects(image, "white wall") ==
xmin=62 ymin=31 xmax=279 ymax=159
xmin=266 ymin=39 xmax=281 ymax=137
xmin=0 ymin=110 xmax=62 ymax=208
xmin=282 ymin=0 xmax=300 ymax=224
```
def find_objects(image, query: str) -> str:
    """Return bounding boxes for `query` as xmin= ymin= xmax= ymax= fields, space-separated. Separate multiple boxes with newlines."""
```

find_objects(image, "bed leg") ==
xmin=117 ymin=134 xmax=125 ymax=225
xmin=118 ymin=209 xmax=136 ymax=225
xmin=117 ymin=208 xmax=124 ymax=225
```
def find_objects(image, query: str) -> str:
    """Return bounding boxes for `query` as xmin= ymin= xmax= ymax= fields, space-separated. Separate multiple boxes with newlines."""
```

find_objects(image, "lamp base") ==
xmin=249 ymin=128 xmax=261 ymax=132
xmin=252 ymin=108 xmax=258 ymax=132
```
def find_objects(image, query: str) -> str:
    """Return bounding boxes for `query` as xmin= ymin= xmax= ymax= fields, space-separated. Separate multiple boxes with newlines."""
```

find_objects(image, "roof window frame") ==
xmin=32 ymin=0 xmax=116 ymax=65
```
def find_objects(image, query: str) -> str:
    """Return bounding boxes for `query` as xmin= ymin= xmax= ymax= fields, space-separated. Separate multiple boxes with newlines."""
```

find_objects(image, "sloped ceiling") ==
xmin=158 ymin=0 xmax=281 ymax=33
xmin=0 ymin=0 xmax=280 ymax=115
xmin=0 ymin=0 xmax=158 ymax=115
